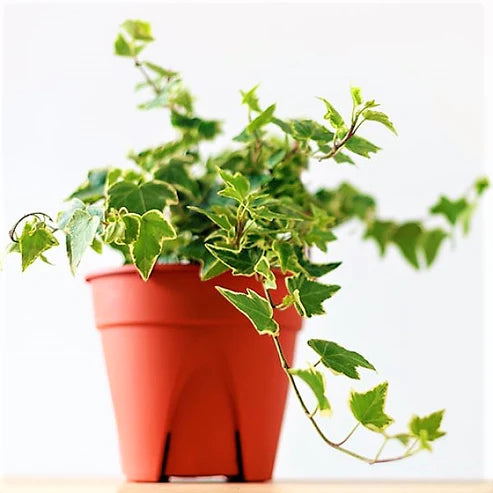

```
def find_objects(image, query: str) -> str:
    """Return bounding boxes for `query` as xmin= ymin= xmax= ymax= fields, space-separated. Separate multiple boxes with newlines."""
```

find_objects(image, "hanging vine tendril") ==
xmin=9 ymin=212 xmax=56 ymax=243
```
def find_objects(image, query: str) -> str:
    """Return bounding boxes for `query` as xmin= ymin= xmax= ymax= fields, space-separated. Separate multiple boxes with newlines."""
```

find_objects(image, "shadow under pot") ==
xmin=86 ymin=264 xmax=302 ymax=482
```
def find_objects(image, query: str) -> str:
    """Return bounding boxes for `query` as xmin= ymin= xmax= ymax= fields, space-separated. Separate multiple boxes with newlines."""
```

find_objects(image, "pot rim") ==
xmin=85 ymin=263 xmax=199 ymax=283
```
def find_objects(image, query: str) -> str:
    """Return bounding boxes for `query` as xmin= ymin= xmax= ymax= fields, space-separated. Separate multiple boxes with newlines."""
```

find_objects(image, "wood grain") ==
xmin=2 ymin=480 xmax=493 ymax=493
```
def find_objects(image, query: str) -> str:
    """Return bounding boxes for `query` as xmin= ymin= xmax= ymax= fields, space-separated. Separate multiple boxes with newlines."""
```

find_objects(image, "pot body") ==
xmin=86 ymin=264 xmax=302 ymax=482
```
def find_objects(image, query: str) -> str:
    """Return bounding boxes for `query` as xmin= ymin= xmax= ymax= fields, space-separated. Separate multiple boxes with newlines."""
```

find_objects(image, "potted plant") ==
xmin=4 ymin=20 xmax=488 ymax=482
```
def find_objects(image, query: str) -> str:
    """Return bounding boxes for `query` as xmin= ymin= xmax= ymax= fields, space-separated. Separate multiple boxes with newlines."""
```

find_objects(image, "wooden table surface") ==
xmin=2 ymin=480 xmax=493 ymax=493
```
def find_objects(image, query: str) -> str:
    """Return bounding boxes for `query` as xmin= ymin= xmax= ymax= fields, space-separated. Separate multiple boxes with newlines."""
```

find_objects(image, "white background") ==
xmin=0 ymin=1 xmax=490 ymax=481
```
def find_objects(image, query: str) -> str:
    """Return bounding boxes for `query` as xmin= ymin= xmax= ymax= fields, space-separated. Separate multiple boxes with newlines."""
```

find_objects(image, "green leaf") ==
xmin=345 ymin=135 xmax=380 ymax=158
xmin=57 ymin=198 xmax=86 ymax=229
xmin=474 ymin=177 xmax=489 ymax=196
xmin=272 ymin=241 xmax=301 ymax=274
xmin=154 ymin=160 xmax=200 ymax=198
xmin=216 ymin=287 xmax=279 ymax=335
xmin=131 ymin=210 xmax=177 ymax=280
xmin=308 ymin=339 xmax=375 ymax=379
xmin=254 ymin=256 xmax=276 ymax=290
xmin=393 ymin=434 xmax=412 ymax=446
xmin=143 ymin=61 xmax=177 ymax=78
xmin=304 ymin=228 xmax=337 ymax=252
xmin=362 ymin=110 xmax=397 ymax=135
xmin=217 ymin=168 xmax=250 ymax=202
xmin=350 ymin=382 xmax=394 ymax=432
xmin=392 ymin=222 xmax=423 ymax=269
xmin=289 ymin=367 xmax=331 ymax=416
xmin=108 ymin=180 xmax=178 ymax=214
xmin=69 ymin=168 xmax=108 ymax=204
xmin=286 ymin=275 xmax=340 ymax=317
xmin=409 ymin=410 xmax=446 ymax=448
xmin=91 ymin=236 xmax=104 ymax=254
xmin=64 ymin=209 xmax=100 ymax=274
xmin=430 ymin=196 xmax=468 ymax=226
xmin=240 ymin=84 xmax=262 ymax=112
xmin=333 ymin=152 xmax=355 ymax=165
xmin=294 ymin=247 xmax=341 ymax=277
xmin=422 ymin=228 xmax=448 ymax=267
xmin=206 ymin=244 xmax=261 ymax=276
xmin=121 ymin=20 xmax=154 ymax=41
xmin=319 ymin=98 xmax=345 ymax=129
xmin=170 ymin=112 xmax=221 ymax=139
xmin=121 ymin=213 xmax=141 ymax=243
xmin=350 ymin=86 xmax=363 ymax=107
xmin=365 ymin=220 xmax=396 ymax=256
xmin=201 ymin=256 xmax=228 ymax=281
xmin=247 ymin=103 xmax=276 ymax=133
xmin=188 ymin=206 xmax=231 ymax=231
xmin=19 ymin=222 xmax=59 ymax=272
xmin=460 ymin=203 xmax=476 ymax=235
xmin=114 ymin=33 xmax=133 ymax=56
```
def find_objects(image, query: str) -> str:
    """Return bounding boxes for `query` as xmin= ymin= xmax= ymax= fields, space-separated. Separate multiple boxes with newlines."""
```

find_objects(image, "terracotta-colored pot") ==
xmin=86 ymin=264 xmax=302 ymax=482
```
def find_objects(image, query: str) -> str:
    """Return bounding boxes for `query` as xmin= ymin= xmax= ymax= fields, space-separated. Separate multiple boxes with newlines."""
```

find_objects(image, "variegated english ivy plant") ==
xmin=4 ymin=20 xmax=489 ymax=464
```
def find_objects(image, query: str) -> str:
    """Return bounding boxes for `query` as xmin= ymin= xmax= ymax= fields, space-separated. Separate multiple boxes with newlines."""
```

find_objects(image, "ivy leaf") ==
xmin=289 ymin=367 xmax=331 ymax=416
xmin=206 ymin=244 xmax=261 ymax=276
xmin=294 ymin=247 xmax=341 ymax=277
xmin=362 ymin=110 xmax=397 ymax=135
xmin=154 ymin=160 xmax=200 ymax=198
xmin=217 ymin=168 xmax=250 ymax=202
xmin=350 ymin=86 xmax=363 ymax=107
xmin=246 ymin=103 xmax=276 ymax=133
xmin=333 ymin=152 xmax=355 ymax=165
xmin=188 ymin=206 xmax=232 ymax=231
xmin=57 ymin=198 xmax=86 ymax=229
xmin=409 ymin=410 xmax=446 ymax=451
xmin=308 ymin=339 xmax=375 ymax=379
xmin=121 ymin=20 xmax=154 ymax=41
xmin=19 ymin=222 xmax=59 ymax=272
xmin=240 ymin=84 xmax=262 ymax=112
xmin=393 ymin=434 xmax=412 ymax=446
xmin=286 ymin=275 xmax=340 ymax=317
xmin=65 ymin=209 xmax=100 ymax=274
xmin=143 ymin=61 xmax=178 ymax=79
xmin=170 ymin=112 xmax=221 ymax=139
xmin=365 ymin=220 xmax=396 ymax=256
xmin=91 ymin=236 xmax=104 ymax=254
xmin=430 ymin=196 xmax=468 ymax=225
xmin=114 ymin=33 xmax=133 ymax=56
xmin=392 ymin=222 xmax=423 ymax=269
xmin=131 ymin=210 xmax=176 ymax=280
xmin=69 ymin=169 xmax=108 ymax=204
xmin=345 ymin=135 xmax=380 ymax=158
xmin=254 ymin=256 xmax=276 ymax=289
xmin=216 ymin=287 xmax=279 ymax=335
xmin=121 ymin=213 xmax=141 ymax=243
xmin=350 ymin=382 xmax=394 ymax=432
xmin=319 ymin=98 xmax=345 ymax=129
xmin=305 ymin=228 xmax=337 ymax=252
xmin=201 ymin=257 xmax=228 ymax=281
xmin=272 ymin=241 xmax=302 ymax=274
xmin=108 ymin=180 xmax=178 ymax=214
xmin=422 ymin=228 xmax=448 ymax=267
xmin=474 ymin=177 xmax=489 ymax=196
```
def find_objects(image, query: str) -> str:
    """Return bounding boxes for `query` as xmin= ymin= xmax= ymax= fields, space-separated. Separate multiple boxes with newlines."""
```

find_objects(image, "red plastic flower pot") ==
xmin=86 ymin=264 xmax=302 ymax=482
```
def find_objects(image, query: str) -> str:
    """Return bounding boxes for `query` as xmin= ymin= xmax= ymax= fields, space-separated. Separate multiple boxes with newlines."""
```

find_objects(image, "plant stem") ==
xmin=9 ymin=212 xmax=55 ymax=243
xmin=270 ymin=332 xmax=423 ymax=465
xmin=133 ymin=58 xmax=161 ymax=96
xmin=373 ymin=437 xmax=388 ymax=463
xmin=335 ymin=423 xmax=360 ymax=447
